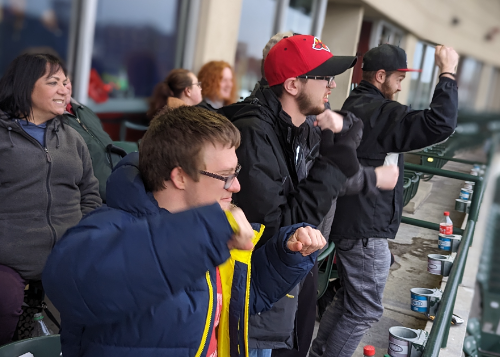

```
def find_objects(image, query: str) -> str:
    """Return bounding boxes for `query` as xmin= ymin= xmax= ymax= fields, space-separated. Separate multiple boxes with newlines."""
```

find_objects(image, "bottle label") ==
xmin=439 ymin=223 xmax=452 ymax=235
xmin=438 ymin=236 xmax=451 ymax=251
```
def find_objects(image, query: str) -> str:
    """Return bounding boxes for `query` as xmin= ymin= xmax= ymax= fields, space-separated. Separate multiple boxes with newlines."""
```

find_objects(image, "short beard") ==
xmin=297 ymin=89 xmax=325 ymax=116
xmin=381 ymin=80 xmax=396 ymax=100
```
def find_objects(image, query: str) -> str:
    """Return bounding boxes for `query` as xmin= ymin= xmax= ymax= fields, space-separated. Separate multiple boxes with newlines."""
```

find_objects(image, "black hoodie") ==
xmin=219 ymin=86 xmax=347 ymax=248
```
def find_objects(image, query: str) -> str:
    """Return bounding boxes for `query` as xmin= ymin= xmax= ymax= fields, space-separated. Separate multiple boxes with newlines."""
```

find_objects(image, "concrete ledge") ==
xmin=403 ymin=181 xmax=433 ymax=214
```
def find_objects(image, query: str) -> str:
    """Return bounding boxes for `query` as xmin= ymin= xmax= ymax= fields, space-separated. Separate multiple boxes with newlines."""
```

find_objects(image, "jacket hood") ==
xmin=219 ymin=85 xmax=294 ymax=129
xmin=105 ymin=152 xmax=160 ymax=216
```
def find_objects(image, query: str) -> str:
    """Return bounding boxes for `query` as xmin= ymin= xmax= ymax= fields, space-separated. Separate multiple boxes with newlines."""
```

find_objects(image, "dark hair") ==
xmin=362 ymin=70 xmax=396 ymax=83
xmin=140 ymin=106 xmax=241 ymax=192
xmin=269 ymin=77 xmax=307 ymax=99
xmin=0 ymin=53 xmax=66 ymax=121
xmin=147 ymin=69 xmax=194 ymax=118
xmin=270 ymin=84 xmax=284 ymax=98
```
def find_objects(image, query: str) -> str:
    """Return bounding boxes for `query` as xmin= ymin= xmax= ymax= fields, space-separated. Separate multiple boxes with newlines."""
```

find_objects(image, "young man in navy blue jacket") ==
xmin=42 ymin=106 xmax=326 ymax=357
xmin=311 ymin=44 xmax=459 ymax=357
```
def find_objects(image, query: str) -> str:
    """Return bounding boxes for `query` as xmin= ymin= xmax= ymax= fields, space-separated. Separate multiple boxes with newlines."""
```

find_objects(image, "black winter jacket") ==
xmin=220 ymin=86 xmax=347 ymax=248
xmin=331 ymin=78 xmax=458 ymax=239
xmin=220 ymin=86 xmax=363 ymax=349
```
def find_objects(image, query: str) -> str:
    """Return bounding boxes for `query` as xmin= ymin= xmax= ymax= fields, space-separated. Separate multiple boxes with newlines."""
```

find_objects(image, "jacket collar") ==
xmin=105 ymin=152 xmax=163 ymax=217
xmin=355 ymin=80 xmax=387 ymax=99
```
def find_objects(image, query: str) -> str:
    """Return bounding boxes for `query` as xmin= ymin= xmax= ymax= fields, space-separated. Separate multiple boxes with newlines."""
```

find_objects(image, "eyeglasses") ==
xmin=199 ymin=164 xmax=241 ymax=190
xmin=192 ymin=82 xmax=202 ymax=89
xmin=297 ymin=75 xmax=335 ymax=88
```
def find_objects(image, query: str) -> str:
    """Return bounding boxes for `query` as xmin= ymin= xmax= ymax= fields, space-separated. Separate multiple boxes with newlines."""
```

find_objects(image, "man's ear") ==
xmin=184 ymin=86 xmax=192 ymax=98
xmin=375 ymin=70 xmax=386 ymax=84
xmin=170 ymin=167 xmax=187 ymax=190
xmin=283 ymin=78 xmax=300 ymax=96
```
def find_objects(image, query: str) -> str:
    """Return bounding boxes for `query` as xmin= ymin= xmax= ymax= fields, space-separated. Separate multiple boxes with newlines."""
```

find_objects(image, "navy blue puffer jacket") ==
xmin=42 ymin=153 xmax=317 ymax=357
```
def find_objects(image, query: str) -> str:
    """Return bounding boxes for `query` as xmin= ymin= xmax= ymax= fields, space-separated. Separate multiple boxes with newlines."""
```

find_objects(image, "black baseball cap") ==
xmin=361 ymin=44 xmax=422 ymax=72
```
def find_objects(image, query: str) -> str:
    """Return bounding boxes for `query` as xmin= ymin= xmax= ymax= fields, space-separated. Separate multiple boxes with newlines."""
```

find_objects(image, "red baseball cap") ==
xmin=264 ymin=35 xmax=357 ymax=86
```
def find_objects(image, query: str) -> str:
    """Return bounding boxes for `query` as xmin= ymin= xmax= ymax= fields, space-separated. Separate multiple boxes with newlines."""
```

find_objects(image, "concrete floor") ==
xmin=312 ymin=146 xmax=490 ymax=357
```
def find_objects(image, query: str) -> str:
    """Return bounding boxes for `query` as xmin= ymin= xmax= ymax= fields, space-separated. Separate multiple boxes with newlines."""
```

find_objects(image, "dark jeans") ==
xmin=272 ymin=262 xmax=318 ymax=357
xmin=0 ymin=265 xmax=25 ymax=345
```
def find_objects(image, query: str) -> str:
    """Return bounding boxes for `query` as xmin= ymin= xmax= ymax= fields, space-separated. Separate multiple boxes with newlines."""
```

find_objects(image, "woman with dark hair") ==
xmin=0 ymin=53 xmax=101 ymax=344
xmin=197 ymin=60 xmax=236 ymax=111
xmin=147 ymin=68 xmax=202 ymax=118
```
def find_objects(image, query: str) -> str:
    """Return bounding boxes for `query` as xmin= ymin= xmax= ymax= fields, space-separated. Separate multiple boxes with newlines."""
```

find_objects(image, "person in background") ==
xmin=0 ymin=53 xmax=101 ymax=345
xmin=310 ymin=44 xmax=459 ymax=357
xmin=147 ymin=68 xmax=203 ymax=119
xmin=64 ymin=79 xmax=123 ymax=201
xmin=43 ymin=106 xmax=326 ymax=357
xmin=197 ymin=60 xmax=236 ymax=111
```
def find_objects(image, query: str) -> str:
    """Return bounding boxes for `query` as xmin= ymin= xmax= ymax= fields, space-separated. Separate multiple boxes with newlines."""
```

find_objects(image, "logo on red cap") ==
xmin=313 ymin=37 xmax=330 ymax=52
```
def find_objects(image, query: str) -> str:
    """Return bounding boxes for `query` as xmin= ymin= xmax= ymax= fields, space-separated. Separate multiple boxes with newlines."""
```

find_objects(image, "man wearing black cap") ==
xmin=310 ymin=44 xmax=459 ymax=357
xmin=220 ymin=35 xmax=360 ymax=357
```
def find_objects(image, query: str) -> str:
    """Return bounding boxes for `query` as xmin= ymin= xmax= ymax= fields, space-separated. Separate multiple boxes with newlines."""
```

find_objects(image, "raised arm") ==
xmin=43 ymin=203 xmax=233 ymax=326
xmin=234 ymin=120 xmax=348 ymax=245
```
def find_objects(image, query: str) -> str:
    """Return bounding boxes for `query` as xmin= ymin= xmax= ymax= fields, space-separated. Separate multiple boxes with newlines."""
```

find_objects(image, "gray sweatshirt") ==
xmin=0 ymin=112 xmax=101 ymax=280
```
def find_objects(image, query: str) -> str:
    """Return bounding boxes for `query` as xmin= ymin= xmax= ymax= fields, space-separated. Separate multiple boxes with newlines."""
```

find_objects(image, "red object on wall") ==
xmin=352 ymin=21 xmax=373 ymax=85
xmin=88 ymin=69 xmax=112 ymax=103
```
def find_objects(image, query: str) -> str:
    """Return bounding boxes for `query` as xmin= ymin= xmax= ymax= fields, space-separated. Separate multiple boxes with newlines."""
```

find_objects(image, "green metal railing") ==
xmin=400 ymin=135 xmax=498 ymax=356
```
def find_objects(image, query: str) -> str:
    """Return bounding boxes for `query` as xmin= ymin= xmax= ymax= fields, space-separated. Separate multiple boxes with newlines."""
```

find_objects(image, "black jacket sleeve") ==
xmin=234 ymin=122 xmax=347 ymax=245
xmin=339 ymin=165 xmax=378 ymax=197
xmin=378 ymin=77 xmax=458 ymax=153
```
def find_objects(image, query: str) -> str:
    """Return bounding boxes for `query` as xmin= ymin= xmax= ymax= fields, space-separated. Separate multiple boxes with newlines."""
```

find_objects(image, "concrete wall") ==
xmin=321 ymin=3 xmax=364 ymax=110
xmin=361 ymin=0 xmax=500 ymax=68
xmin=192 ymin=0 xmax=243 ymax=74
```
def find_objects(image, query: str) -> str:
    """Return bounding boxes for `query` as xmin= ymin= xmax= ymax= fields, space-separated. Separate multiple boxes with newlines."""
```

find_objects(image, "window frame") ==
xmin=70 ymin=0 xmax=197 ymax=113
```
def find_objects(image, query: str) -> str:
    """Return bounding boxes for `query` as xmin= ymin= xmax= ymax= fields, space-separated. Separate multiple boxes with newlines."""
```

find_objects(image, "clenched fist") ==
xmin=435 ymin=45 xmax=459 ymax=77
xmin=286 ymin=226 xmax=327 ymax=256
xmin=314 ymin=109 xmax=344 ymax=133
xmin=226 ymin=206 xmax=254 ymax=251
xmin=374 ymin=165 xmax=399 ymax=190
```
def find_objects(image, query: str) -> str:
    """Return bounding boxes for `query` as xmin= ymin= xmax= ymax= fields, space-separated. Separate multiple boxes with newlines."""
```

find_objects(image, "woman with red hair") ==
xmin=197 ymin=60 xmax=236 ymax=111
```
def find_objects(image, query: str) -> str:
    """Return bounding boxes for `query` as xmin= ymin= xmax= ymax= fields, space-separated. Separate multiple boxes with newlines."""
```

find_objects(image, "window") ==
xmin=234 ymin=0 xmax=277 ymax=99
xmin=486 ymin=67 xmax=500 ymax=113
xmin=0 ymin=0 xmax=74 ymax=77
xmin=234 ymin=0 xmax=325 ymax=99
xmin=369 ymin=20 xmax=404 ymax=49
xmin=407 ymin=41 xmax=439 ymax=110
xmin=87 ymin=0 xmax=181 ymax=112
xmin=285 ymin=0 xmax=314 ymax=35
xmin=457 ymin=57 xmax=483 ymax=110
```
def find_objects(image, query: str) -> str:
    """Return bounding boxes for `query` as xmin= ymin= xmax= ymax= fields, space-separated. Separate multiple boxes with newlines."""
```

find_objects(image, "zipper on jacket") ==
xmin=74 ymin=116 xmax=113 ymax=169
xmin=14 ymin=120 xmax=58 ymax=246
xmin=44 ymin=146 xmax=57 ymax=247
xmin=195 ymin=271 xmax=214 ymax=357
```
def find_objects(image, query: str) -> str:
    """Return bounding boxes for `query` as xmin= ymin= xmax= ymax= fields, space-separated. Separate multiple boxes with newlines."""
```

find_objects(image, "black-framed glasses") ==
xmin=192 ymin=82 xmax=202 ymax=89
xmin=199 ymin=164 xmax=241 ymax=190
xmin=297 ymin=75 xmax=335 ymax=88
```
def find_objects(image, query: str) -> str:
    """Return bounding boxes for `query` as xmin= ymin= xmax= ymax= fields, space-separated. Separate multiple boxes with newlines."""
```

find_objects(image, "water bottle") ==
xmin=363 ymin=345 xmax=375 ymax=357
xmin=30 ymin=313 xmax=53 ymax=337
xmin=439 ymin=211 xmax=453 ymax=235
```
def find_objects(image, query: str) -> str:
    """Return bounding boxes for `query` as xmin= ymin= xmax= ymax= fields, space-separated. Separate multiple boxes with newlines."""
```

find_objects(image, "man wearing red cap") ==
xmin=310 ymin=44 xmax=459 ymax=357
xmin=220 ymin=35 xmax=360 ymax=357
